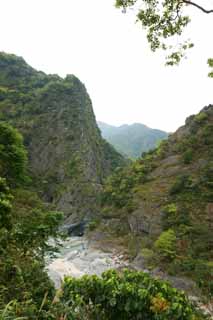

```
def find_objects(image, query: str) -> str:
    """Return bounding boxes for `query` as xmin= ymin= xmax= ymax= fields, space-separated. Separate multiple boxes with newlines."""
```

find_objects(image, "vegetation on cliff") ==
xmin=0 ymin=52 xmax=126 ymax=222
xmin=0 ymin=52 xmax=210 ymax=319
xmin=0 ymin=122 xmax=63 ymax=318
xmin=101 ymin=105 xmax=213 ymax=297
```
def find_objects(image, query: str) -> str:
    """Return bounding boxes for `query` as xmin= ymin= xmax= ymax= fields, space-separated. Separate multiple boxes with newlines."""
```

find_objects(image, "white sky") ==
xmin=0 ymin=0 xmax=213 ymax=132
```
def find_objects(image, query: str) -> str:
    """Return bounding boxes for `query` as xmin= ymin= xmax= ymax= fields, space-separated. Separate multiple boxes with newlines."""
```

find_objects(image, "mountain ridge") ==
xmin=0 ymin=52 xmax=126 ymax=223
xmin=98 ymin=120 xmax=168 ymax=158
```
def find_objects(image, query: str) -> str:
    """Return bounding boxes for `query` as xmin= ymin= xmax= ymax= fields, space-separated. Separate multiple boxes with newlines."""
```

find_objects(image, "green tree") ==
xmin=115 ymin=0 xmax=213 ymax=67
xmin=0 ymin=177 xmax=13 ymax=230
xmin=0 ymin=122 xmax=63 ymax=316
xmin=0 ymin=122 xmax=27 ymax=184
xmin=208 ymin=58 xmax=213 ymax=77
xmin=154 ymin=229 xmax=177 ymax=260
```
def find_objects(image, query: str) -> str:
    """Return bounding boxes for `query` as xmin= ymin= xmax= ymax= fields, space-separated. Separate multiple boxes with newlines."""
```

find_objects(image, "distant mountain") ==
xmin=98 ymin=121 xmax=169 ymax=158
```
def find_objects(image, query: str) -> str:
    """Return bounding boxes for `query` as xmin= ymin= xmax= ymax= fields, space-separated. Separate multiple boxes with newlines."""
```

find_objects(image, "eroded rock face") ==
xmin=0 ymin=52 xmax=126 ymax=222
xmin=128 ymin=205 xmax=161 ymax=236
xmin=101 ymin=104 xmax=213 ymax=274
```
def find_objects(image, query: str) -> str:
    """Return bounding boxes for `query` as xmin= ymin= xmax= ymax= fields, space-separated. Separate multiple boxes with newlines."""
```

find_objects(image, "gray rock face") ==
xmin=24 ymin=80 xmax=119 ymax=220
xmin=127 ymin=200 xmax=164 ymax=237
xmin=0 ymin=53 xmax=126 ymax=222
xmin=103 ymin=105 xmax=213 ymax=248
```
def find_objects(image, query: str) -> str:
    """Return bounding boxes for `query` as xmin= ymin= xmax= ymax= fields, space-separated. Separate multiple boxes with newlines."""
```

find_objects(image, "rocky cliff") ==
xmin=101 ymin=105 xmax=213 ymax=295
xmin=0 ymin=52 xmax=126 ymax=222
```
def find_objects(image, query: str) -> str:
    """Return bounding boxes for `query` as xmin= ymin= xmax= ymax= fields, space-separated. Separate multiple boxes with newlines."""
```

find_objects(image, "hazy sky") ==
xmin=0 ymin=0 xmax=213 ymax=131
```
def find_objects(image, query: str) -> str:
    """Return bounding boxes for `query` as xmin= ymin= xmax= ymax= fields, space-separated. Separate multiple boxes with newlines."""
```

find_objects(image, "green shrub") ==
xmin=201 ymin=124 xmax=213 ymax=145
xmin=167 ymin=257 xmax=194 ymax=276
xmin=183 ymin=149 xmax=193 ymax=164
xmin=156 ymin=140 xmax=169 ymax=158
xmin=0 ymin=177 xmax=13 ymax=231
xmin=88 ymin=218 xmax=101 ymax=231
xmin=161 ymin=203 xmax=177 ymax=229
xmin=163 ymin=203 xmax=177 ymax=215
xmin=194 ymin=112 xmax=208 ymax=123
xmin=194 ymin=260 xmax=213 ymax=298
xmin=0 ymin=122 xmax=28 ymax=184
xmin=62 ymin=269 xmax=204 ymax=320
xmin=141 ymin=248 xmax=155 ymax=267
xmin=169 ymin=175 xmax=192 ymax=195
xmin=201 ymin=163 xmax=213 ymax=189
xmin=0 ymin=122 xmax=64 ymax=316
xmin=102 ymin=158 xmax=155 ymax=210
xmin=68 ymin=156 xmax=81 ymax=178
xmin=154 ymin=229 xmax=177 ymax=261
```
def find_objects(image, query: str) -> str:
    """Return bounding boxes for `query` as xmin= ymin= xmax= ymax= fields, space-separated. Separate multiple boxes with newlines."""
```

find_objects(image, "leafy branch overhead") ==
xmin=208 ymin=58 xmax=213 ymax=77
xmin=115 ymin=0 xmax=213 ymax=68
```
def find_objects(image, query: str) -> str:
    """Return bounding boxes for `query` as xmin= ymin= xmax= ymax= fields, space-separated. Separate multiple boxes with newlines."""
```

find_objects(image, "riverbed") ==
xmin=46 ymin=236 xmax=213 ymax=318
xmin=46 ymin=236 xmax=127 ymax=288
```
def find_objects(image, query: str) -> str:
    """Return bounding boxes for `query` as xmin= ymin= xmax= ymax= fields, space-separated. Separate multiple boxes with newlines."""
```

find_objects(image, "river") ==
xmin=46 ymin=236 xmax=213 ymax=318
xmin=46 ymin=236 xmax=127 ymax=288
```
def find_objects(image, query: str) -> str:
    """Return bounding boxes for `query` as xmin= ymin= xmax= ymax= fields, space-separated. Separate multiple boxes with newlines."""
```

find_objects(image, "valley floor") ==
xmin=47 ymin=236 xmax=128 ymax=288
xmin=47 ymin=235 xmax=213 ymax=318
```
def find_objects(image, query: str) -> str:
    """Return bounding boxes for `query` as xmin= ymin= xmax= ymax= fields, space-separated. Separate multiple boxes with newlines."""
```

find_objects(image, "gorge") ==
xmin=0 ymin=52 xmax=212 ymax=319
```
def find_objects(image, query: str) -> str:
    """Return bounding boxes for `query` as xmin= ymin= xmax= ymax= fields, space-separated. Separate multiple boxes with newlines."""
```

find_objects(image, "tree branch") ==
xmin=182 ymin=0 xmax=213 ymax=13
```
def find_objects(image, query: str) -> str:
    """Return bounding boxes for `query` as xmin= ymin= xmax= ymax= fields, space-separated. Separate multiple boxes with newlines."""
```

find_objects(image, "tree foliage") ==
xmin=0 ymin=122 xmax=27 ymax=185
xmin=115 ymin=0 xmax=213 ymax=67
xmin=62 ymin=269 xmax=205 ymax=319
xmin=154 ymin=229 xmax=177 ymax=260
xmin=0 ymin=177 xmax=13 ymax=230
xmin=0 ymin=122 xmax=63 ymax=317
